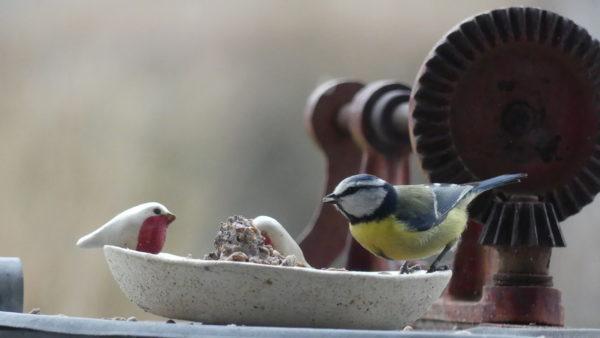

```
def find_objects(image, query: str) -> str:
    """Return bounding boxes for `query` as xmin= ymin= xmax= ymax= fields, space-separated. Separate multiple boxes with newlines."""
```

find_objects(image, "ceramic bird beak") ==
xmin=165 ymin=213 xmax=176 ymax=223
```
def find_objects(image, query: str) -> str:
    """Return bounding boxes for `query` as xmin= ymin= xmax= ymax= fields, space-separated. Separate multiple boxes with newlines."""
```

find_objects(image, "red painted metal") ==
xmin=300 ymin=6 xmax=599 ymax=329
xmin=409 ymin=7 xmax=600 ymax=327
xmin=299 ymin=79 xmax=412 ymax=271
xmin=298 ymin=80 xmax=364 ymax=268
xmin=482 ymin=285 xmax=564 ymax=326
xmin=481 ymin=247 xmax=564 ymax=325
xmin=446 ymin=221 xmax=497 ymax=301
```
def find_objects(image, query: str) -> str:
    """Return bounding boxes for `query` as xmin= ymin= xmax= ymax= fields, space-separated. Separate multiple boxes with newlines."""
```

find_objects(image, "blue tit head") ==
xmin=323 ymin=174 xmax=396 ymax=223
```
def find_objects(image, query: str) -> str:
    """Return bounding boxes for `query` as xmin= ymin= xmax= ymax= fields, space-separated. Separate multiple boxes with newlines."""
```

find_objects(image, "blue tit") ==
xmin=322 ymin=173 xmax=526 ymax=272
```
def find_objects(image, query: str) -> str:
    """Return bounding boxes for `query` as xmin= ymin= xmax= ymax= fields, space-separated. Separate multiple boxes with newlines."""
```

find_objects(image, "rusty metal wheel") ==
xmin=410 ymin=7 xmax=600 ymax=246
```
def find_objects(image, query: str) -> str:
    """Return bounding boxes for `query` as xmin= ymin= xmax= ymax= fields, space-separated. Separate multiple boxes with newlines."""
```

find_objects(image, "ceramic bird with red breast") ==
xmin=76 ymin=202 xmax=176 ymax=254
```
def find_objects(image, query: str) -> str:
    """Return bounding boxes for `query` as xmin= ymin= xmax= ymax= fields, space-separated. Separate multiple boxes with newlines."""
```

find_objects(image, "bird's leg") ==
xmin=428 ymin=242 xmax=454 ymax=273
xmin=400 ymin=260 xmax=410 ymax=274
xmin=400 ymin=260 xmax=425 ymax=274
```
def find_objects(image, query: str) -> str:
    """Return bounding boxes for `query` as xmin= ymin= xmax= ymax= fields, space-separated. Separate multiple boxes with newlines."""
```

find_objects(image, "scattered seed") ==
xmin=202 ymin=215 xmax=305 ymax=267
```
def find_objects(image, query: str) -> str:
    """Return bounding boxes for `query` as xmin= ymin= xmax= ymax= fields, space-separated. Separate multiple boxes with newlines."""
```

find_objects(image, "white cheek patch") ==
xmin=339 ymin=188 xmax=387 ymax=218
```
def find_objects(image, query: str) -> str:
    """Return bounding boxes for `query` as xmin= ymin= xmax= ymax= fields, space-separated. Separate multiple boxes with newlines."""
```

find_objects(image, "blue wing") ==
xmin=394 ymin=184 xmax=473 ymax=232
xmin=430 ymin=183 xmax=473 ymax=221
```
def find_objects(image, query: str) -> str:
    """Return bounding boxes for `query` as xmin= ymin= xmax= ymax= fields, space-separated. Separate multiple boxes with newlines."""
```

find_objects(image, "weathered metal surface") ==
xmin=423 ymin=221 xmax=497 ymax=326
xmin=300 ymin=6 xmax=600 ymax=327
xmin=299 ymin=79 xmax=412 ymax=271
xmin=298 ymin=80 xmax=364 ymax=269
xmin=446 ymin=221 xmax=497 ymax=301
xmin=409 ymin=7 xmax=600 ymax=327
xmin=346 ymin=81 xmax=412 ymax=271
xmin=480 ymin=247 xmax=564 ymax=326
xmin=410 ymin=7 xmax=600 ymax=224
xmin=480 ymin=200 xmax=565 ymax=247
xmin=348 ymin=80 xmax=411 ymax=158
xmin=482 ymin=285 xmax=563 ymax=326
xmin=0 ymin=258 xmax=23 ymax=313
xmin=0 ymin=311 xmax=596 ymax=337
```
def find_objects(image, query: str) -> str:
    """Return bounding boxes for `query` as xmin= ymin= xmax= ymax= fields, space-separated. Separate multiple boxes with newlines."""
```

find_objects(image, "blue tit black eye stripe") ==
xmin=337 ymin=185 xmax=380 ymax=198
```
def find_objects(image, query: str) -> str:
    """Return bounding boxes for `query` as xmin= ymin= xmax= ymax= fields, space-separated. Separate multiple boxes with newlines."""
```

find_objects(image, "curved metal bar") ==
xmin=299 ymin=79 xmax=412 ymax=270
xmin=298 ymin=80 xmax=364 ymax=268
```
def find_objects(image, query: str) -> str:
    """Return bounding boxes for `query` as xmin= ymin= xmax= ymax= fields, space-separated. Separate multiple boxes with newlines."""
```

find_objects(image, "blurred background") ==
xmin=1 ymin=0 xmax=599 ymax=327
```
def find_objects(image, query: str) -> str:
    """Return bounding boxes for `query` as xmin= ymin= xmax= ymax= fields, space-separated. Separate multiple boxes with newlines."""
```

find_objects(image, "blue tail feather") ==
xmin=471 ymin=173 xmax=527 ymax=193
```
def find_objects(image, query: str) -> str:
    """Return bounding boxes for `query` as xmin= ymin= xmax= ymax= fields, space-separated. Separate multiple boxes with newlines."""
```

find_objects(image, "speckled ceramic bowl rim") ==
xmin=104 ymin=245 xmax=452 ymax=279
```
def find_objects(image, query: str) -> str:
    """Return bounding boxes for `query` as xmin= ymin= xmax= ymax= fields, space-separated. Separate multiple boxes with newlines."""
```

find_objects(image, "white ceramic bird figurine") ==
xmin=76 ymin=202 xmax=176 ymax=254
xmin=252 ymin=216 xmax=311 ymax=267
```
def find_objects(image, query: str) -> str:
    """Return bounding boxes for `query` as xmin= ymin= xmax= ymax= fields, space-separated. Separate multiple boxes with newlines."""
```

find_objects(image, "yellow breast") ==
xmin=349 ymin=208 xmax=468 ymax=260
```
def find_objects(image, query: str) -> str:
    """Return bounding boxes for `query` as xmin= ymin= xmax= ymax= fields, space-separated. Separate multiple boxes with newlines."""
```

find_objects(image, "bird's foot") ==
xmin=427 ymin=264 xmax=450 ymax=273
xmin=400 ymin=261 xmax=424 ymax=274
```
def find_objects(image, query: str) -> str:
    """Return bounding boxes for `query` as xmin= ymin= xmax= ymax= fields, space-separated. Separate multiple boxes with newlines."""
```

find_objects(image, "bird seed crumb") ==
xmin=203 ymin=215 xmax=304 ymax=267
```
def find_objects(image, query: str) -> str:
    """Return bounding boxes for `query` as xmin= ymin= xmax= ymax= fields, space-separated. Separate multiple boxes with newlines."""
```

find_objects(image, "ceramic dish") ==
xmin=104 ymin=245 xmax=451 ymax=330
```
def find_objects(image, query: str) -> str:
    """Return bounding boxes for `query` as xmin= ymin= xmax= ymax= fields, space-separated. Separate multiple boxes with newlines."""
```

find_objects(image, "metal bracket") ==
xmin=0 ymin=257 xmax=23 ymax=313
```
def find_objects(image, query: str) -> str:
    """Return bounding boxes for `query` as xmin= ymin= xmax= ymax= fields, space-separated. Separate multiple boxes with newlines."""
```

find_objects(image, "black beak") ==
xmin=322 ymin=193 xmax=338 ymax=204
